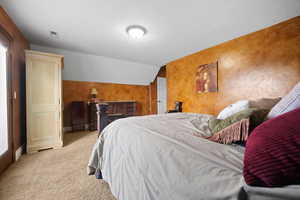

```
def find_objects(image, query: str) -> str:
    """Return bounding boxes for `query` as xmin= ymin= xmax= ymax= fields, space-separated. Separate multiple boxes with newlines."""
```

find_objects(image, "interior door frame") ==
xmin=157 ymin=77 xmax=167 ymax=114
xmin=0 ymin=25 xmax=13 ymax=174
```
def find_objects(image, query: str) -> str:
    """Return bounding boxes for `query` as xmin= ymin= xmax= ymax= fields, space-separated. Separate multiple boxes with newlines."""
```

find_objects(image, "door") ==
xmin=0 ymin=42 xmax=12 ymax=174
xmin=157 ymin=77 xmax=167 ymax=114
xmin=26 ymin=53 xmax=62 ymax=153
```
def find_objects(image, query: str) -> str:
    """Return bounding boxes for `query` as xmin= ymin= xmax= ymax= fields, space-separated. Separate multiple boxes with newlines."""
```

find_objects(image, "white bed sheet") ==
xmin=88 ymin=113 xmax=300 ymax=200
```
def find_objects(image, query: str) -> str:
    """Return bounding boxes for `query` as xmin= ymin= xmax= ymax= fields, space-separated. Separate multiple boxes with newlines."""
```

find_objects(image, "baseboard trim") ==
xmin=15 ymin=145 xmax=24 ymax=161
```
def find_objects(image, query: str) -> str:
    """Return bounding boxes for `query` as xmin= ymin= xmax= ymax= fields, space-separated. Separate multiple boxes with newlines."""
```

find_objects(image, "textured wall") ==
xmin=63 ymin=80 xmax=150 ymax=127
xmin=0 ymin=7 xmax=29 ymax=154
xmin=167 ymin=16 xmax=300 ymax=115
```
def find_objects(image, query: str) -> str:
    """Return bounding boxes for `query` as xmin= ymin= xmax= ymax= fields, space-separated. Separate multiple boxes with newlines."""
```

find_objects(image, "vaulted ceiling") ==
xmin=1 ymin=0 xmax=300 ymax=66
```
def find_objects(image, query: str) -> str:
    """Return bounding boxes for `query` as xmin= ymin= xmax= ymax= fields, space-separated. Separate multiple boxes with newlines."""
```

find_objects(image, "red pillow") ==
xmin=243 ymin=107 xmax=300 ymax=187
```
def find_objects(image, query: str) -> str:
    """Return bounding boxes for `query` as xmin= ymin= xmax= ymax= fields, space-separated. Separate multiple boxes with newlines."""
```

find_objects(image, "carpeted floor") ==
xmin=0 ymin=131 xmax=116 ymax=200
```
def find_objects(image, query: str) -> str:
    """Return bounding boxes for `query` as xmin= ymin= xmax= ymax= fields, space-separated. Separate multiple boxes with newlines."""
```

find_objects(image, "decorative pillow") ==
xmin=249 ymin=97 xmax=281 ymax=110
xmin=267 ymin=82 xmax=300 ymax=119
xmin=207 ymin=118 xmax=249 ymax=144
xmin=190 ymin=114 xmax=215 ymax=137
xmin=210 ymin=108 xmax=269 ymax=134
xmin=244 ymin=107 xmax=300 ymax=187
xmin=217 ymin=100 xmax=249 ymax=120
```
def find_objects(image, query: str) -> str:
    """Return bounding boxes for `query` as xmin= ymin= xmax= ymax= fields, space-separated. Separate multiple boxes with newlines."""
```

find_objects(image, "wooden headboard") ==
xmin=167 ymin=16 xmax=300 ymax=115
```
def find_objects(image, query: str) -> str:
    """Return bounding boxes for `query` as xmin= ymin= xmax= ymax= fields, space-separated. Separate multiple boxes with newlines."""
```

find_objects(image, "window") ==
xmin=0 ymin=44 xmax=8 ymax=156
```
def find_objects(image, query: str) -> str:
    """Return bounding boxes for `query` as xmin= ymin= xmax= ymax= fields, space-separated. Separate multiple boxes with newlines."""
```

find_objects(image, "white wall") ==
xmin=31 ymin=44 xmax=160 ymax=85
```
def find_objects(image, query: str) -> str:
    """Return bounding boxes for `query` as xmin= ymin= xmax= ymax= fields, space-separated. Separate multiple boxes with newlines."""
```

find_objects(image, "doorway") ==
xmin=0 ymin=32 xmax=12 ymax=174
xmin=157 ymin=77 xmax=167 ymax=114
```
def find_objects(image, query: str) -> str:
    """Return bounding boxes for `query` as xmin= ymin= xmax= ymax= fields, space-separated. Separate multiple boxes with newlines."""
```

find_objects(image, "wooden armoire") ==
xmin=25 ymin=50 xmax=64 ymax=153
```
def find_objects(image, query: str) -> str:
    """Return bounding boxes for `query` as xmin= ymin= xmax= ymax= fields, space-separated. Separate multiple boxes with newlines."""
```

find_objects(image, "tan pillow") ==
xmin=249 ymin=97 xmax=281 ymax=110
xmin=209 ymin=108 xmax=269 ymax=134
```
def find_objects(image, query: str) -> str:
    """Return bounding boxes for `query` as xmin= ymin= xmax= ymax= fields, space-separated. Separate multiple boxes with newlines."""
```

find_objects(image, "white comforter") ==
xmin=88 ymin=113 xmax=300 ymax=200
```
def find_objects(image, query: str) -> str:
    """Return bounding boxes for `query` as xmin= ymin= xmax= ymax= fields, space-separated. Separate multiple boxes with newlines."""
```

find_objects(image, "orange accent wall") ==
xmin=63 ymin=80 xmax=150 ymax=127
xmin=167 ymin=16 xmax=300 ymax=115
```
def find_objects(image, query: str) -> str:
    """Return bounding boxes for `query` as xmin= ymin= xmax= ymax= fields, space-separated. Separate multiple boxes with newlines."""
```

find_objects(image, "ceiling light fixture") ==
xmin=126 ymin=25 xmax=147 ymax=39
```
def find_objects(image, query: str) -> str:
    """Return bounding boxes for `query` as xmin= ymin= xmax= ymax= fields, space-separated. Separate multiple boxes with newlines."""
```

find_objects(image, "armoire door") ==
xmin=26 ymin=52 xmax=63 ymax=153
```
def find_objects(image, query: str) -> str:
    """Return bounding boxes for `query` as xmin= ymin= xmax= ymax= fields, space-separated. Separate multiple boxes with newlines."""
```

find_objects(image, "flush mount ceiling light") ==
xmin=126 ymin=25 xmax=147 ymax=39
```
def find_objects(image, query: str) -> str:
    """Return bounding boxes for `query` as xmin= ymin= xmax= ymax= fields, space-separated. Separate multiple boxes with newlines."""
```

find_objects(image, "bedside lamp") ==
xmin=90 ymin=88 xmax=98 ymax=99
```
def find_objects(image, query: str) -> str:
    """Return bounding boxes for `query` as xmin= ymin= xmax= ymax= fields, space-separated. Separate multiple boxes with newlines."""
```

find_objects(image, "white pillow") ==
xmin=267 ymin=82 xmax=300 ymax=119
xmin=217 ymin=100 xmax=250 ymax=119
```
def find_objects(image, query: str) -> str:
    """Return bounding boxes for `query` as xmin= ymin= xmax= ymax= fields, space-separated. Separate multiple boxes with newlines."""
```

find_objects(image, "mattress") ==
xmin=88 ymin=113 xmax=300 ymax=200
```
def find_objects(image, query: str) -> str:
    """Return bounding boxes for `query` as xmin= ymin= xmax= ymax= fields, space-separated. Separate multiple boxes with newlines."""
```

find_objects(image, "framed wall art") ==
xmin=196 ymin=62 xmax=218 ymax=93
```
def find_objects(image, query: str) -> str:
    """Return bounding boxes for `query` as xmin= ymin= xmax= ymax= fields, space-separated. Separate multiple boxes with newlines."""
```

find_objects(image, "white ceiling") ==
xmin=1 ymin=0 xmax=300 ymax=66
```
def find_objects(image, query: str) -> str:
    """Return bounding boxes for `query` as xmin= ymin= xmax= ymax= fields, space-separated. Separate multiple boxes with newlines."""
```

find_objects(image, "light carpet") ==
xmin=0 ymin=131 xmax=116 ymax=200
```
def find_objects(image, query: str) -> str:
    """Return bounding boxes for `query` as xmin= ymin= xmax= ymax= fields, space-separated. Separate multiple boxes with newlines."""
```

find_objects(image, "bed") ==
xmin=88 ymin=113 xmax=300 ymax=200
